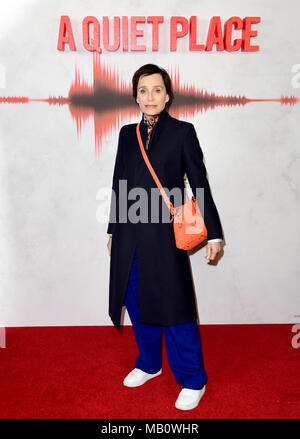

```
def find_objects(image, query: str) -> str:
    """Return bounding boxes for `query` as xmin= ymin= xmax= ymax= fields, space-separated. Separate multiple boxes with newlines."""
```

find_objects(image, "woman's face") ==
xmin=136 ymin=73 xmax=169 ymax=119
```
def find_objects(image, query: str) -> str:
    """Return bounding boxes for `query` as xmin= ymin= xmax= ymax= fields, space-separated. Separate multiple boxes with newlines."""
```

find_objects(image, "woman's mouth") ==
xmin=145 ymin=105 xmax=157 ymax=108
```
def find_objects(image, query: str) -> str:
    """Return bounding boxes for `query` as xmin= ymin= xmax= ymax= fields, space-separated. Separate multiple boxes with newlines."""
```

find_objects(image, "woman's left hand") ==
xmin=205 ymin=241 xmax=222 ymax=262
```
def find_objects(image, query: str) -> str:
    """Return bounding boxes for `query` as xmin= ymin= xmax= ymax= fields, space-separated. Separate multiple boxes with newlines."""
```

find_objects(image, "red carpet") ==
xmin=0 ymin=324 xmax=299 ymax=419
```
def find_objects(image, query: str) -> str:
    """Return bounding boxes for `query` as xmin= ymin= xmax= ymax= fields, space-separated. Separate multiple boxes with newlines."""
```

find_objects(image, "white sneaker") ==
xmin=175 ymin=385 xmax=206 ymax=410
xmin=123 ymin=368 xmax=162 ymax=387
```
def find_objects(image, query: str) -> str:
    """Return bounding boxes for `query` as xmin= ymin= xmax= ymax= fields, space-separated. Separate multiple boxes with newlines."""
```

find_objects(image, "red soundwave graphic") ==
xmin=0 ymin=53 xmax=298 ymax=156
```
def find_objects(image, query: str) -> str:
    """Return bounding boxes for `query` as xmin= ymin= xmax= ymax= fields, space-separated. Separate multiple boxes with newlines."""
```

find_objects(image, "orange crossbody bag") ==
xmin=136 ymin=123 xmax=207 ymax=250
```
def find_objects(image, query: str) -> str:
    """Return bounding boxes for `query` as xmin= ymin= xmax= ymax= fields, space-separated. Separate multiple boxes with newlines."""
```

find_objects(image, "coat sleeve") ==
xmin=106 ymin=126 xmax=125 ymax=235
xmin=182 ymin=123 xmax=224 ymax=241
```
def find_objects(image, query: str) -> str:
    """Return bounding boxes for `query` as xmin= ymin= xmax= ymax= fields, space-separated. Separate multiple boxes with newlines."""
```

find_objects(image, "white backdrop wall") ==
xmin=0 ymin=0 xmax=299 ymax=326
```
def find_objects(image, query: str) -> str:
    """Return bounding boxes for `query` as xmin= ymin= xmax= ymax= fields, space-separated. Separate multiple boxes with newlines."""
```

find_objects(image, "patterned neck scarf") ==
xmin=143 ymin=112 xmax=160 ymax=149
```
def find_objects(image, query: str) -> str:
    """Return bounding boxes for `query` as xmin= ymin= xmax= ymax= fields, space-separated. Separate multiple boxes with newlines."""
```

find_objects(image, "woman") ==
xmin=107 ymin=64 xmax=223 ymax=410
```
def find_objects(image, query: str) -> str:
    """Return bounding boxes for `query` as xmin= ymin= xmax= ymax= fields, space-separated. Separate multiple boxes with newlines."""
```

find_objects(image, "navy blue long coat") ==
xmin=107 ymin=108 xmax=223 ymax=331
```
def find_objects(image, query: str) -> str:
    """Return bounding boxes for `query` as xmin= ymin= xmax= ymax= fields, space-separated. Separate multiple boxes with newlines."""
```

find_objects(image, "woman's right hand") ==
xmin=107 ymin=236 xmax=112 ymax=256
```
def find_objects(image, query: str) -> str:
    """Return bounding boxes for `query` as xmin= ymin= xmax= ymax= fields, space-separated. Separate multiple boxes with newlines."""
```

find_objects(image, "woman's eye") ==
xmin=140 ymin=90 xmax=145 ymax=93
xmin=156 ymin=89 xmax=161 ymax=92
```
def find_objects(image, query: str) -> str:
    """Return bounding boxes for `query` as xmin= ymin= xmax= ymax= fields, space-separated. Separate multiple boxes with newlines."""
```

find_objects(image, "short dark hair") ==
xmin=132 ymin=64 xmax=174 ymax=110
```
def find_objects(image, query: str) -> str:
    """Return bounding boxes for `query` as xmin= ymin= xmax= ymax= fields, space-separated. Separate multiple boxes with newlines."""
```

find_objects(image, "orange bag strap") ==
xmin=136 ymin=123 xmax=175 ymax=217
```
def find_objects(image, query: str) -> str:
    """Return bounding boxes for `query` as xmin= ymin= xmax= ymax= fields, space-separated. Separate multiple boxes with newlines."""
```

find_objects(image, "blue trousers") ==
xmin=124 ymin=248 xmax=207 ymax=390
